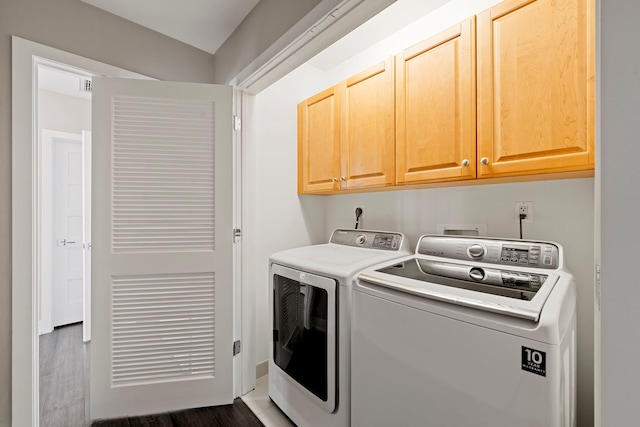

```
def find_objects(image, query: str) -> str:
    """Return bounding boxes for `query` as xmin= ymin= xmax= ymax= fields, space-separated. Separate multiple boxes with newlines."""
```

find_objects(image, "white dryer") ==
xmin=269 ymin=229 xmax=411 ymax=427
xmin=352 ymin=235 xmax=577 ymax=427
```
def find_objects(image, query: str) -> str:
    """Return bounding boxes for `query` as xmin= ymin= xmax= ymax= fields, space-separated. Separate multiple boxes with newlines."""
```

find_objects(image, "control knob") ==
xmin=466 ymin=243 xmax=486 ymax=258
xmin=356 ymin=234 xmax=367 ymax=245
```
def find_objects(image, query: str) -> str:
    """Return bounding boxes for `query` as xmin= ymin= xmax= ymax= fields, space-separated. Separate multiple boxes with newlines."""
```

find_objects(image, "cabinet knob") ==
xmin=461 ymin=159 xmax=470 ymax=167
xmin=480 ymin=157 xmax=490 ymax=165
xmin=340 ymin=177 xmax=346 ymax=182
xmin=332 ymin=177 xmax=338 ymax=182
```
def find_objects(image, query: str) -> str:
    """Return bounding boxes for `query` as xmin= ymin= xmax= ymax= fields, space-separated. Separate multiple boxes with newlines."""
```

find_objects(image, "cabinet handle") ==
xmin=480 ymin=157 xmax=490 ymax=165
xmin=461 ymin=159 xmax=470 ymax=167
xmin=340 ymin=177 xmax=346 ymax=182
xmin=332 ymin=178 xmax=338 ymax=182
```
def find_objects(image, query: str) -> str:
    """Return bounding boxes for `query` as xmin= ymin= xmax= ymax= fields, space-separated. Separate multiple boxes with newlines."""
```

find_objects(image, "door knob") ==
xmin=461 ymin=159 xmax=470 ymax=167
xmin=56 ymin=239 xmax=76 ymax=246
xmin=480 ymin=157 xmax=490 ymax=165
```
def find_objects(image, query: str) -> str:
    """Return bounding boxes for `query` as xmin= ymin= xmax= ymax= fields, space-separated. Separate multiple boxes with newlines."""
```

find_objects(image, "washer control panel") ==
xmin=418 ymin=260 xmax=549 ymax=290
xmin=417 ymin=235 xmax=560 ymax=269
xmin=330 ymin=229 xmax=404 ymax=251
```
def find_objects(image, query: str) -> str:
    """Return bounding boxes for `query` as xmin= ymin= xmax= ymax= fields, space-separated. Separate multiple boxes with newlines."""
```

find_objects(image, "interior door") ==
xmin=52 ymin=136 xmax=84 ymax=327
xmin=90 ymin=77 xmax=234 ymax=419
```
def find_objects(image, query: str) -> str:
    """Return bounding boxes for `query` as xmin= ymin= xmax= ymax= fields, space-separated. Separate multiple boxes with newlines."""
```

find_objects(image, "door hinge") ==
xmin=233 ymin=228 xmax=241 ymax=243
xmin=233 ymin=340 xmax=241 ymax=356
xmin=233 ymin=115 xmax=241 ymax=131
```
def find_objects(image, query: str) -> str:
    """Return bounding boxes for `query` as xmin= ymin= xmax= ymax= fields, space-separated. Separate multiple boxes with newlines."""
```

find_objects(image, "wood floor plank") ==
xmin=40 ymin=323 xmax=88 ymax=427
xmin=127 ymin=414 xmax=174 ymax=427
xmin=169 ymin=399 xmax=264 ymax=427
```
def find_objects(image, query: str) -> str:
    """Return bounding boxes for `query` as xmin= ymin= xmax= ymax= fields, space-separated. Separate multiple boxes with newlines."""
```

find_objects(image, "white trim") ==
xmin=233 ymin=0 xmax=396 ymax=93
xmin=238 ymin=90 xmax=257 ymax=396
xmin=39 ymin=129 xmax=83 ymax=336
xmin=12 ymin=36 xmax=150 ymax=427
xmin=232 ymin=89 xmax=245 ymax=397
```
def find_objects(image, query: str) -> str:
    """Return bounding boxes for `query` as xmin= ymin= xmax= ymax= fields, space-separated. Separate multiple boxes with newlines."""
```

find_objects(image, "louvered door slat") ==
xmin=112 ymin=95 xmax=215 ymax=253
xmin=111 ymin=273 xmax=215 ymax=387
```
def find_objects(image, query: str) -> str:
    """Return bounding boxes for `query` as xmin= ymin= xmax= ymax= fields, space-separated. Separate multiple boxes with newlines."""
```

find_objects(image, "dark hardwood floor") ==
xmin=40 ymin=323 xmax=264 ymax=426
xmin=91 ymin=400 xmax=264 ymax=427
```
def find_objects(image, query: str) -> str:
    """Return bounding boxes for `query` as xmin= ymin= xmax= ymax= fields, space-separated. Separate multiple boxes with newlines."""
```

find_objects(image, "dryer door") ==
xmin=271 ymin=264 xmax=337 ymax=412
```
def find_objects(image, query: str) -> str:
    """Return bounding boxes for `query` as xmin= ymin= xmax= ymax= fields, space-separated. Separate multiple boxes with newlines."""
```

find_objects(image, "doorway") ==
xmin=36 ymin=64 xmax=92 ymax=426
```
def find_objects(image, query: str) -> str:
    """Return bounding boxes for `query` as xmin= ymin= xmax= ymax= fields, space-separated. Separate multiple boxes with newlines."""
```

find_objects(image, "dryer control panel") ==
xmin=331 ymin=229 xmax=404 ymax=251
xmin=417 ymin=236 xmax=560 ymax=269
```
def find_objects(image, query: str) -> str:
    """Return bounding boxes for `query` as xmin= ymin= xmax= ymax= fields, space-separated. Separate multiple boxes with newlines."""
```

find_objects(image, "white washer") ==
xmin=269 ymin=229 xmax=411 ymax=427
xmin=352 ymin=235 xmax=577 ymax=427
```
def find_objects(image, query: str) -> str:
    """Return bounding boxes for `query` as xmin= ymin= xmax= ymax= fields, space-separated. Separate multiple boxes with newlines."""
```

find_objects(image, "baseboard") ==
xmin=256 ymin=360 xmax=268 ymax=379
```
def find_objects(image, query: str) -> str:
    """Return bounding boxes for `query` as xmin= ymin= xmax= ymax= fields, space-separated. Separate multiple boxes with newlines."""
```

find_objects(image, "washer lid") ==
xmin=270 ymin=243 xmax=411 ymax=280
xmin=357 ymin=255 xmax=561 ymax=322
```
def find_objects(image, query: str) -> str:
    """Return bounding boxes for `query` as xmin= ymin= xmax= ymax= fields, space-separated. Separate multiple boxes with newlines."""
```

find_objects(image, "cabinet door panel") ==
xmin=298 ymin=87 xmax=341 ymax=193
xmin=342 ymin=58 xmax=395 ymax=189
xmin=396 ymin=18 xmax=476 ymax=184
xmin=477 ymin=0 xmax=594 ymax=177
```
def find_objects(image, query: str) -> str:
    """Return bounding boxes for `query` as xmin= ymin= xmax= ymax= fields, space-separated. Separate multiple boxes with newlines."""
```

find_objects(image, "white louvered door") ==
xmin=89 ymin=77 xmax=234 ymax=419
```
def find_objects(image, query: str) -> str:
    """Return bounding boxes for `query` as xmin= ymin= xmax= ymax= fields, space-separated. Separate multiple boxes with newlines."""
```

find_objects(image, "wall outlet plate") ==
xmin=515 ymin=202 xmax=533 ymax=223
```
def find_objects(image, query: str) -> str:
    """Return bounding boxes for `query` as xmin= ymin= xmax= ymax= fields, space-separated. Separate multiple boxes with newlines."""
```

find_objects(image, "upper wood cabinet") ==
xmin=298 ymin=59 xmax=395 ymax=194
xmin=298 ymin=0 xmax=594 ymax=194
xmin=298 ymin=86 xmax=341 ymax=193
xmin=476 ymin=0 xmax=595 ymax=178
xmin=396 ymin=18 xmax=476 ymax=185
xmin=340 ymin=58 xmax=395 ymax=190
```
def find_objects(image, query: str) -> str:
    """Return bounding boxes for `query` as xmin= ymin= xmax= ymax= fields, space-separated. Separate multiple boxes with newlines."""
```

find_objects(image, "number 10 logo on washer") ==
xmin=522 ymin=346 xmax=546 ymax=377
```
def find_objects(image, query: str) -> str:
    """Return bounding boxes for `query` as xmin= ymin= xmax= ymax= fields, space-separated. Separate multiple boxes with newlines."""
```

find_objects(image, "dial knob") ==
xmin=467 ymin=243 xmax=486 ymax=258
xmin=356 ymin=234 xmax=367 ymax=245
xmin=469 ymin=267 xmax=485 ymax=281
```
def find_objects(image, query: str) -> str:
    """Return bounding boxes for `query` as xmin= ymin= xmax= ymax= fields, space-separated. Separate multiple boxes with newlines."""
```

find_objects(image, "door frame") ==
xmin=10 ymin=37 xmax=246 ymax=426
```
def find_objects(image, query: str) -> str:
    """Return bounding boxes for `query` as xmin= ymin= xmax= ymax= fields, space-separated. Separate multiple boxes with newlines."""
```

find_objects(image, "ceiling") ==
xmin=41 ymin=0 xmax=451 ymax=97
xmin=38 ymin=66 xmax=92 ymax=99
xmin=80 ymin=0 xmax=260 ymax=55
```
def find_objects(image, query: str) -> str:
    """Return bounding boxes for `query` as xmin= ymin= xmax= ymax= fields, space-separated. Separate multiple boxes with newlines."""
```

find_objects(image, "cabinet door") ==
xmin=298 ymin=86 xmax=341 ymax=193
xmin=396 ymin=18 xmax=476 ymax=185
xmin=341 ymin=58 xmax=395 ymax=190
xmin=477 ymin=0 xmax=594 ymax=178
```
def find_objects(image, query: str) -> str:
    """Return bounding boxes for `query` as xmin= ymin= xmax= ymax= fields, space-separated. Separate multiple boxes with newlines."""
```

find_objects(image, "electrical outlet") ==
xmin=515 ymin=202 xmax=533 ymax=224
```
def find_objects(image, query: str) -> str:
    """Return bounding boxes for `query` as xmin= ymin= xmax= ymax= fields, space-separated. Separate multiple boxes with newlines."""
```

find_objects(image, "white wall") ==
xmin=38 ymin=89 xmax=91 ymax=134
xmin=251 ymin=0 xmax=595 ymax=426
xmin=250 ymin=73 xmax=327 ymax=367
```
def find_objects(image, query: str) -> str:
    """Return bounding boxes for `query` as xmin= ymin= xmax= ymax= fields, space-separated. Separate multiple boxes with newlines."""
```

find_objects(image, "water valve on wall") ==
xmin=355 ymin=205 xmax=364 ymax=229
